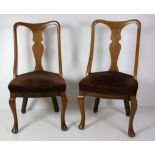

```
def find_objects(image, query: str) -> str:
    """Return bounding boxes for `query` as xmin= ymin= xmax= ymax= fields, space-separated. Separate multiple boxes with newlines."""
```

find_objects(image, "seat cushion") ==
xmin=79 ymin=71 xmax=138 ymax=96
xmin=8 ymin=71 xmax=66 ymax=93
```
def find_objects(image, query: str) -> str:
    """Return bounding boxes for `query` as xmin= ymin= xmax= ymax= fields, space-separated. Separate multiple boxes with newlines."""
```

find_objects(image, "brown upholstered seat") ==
xmin=79 ymin=71 xmax=138 ymax=96
xmin=9 ymin=71 xmax=66 ymax=93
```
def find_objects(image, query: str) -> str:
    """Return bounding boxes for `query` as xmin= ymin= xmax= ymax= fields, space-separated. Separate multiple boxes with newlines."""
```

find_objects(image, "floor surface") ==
xmin=0 ymin=105 xmax=155 ymax=141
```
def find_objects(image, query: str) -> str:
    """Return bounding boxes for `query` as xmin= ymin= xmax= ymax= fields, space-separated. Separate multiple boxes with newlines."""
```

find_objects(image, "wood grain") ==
xmin=61 ymin=94 xmax=68 ymax=131
xmin=32 ymin=31 xmax=44 ymax=71
xmin=9 ymin=97 xmax=18 ymax=134
xmin=86 ymin=19 xmax=141 ymax=78
xmin=109 ymin=28 xmax=122 ymax=71
xmin=128 ymin=96 xmax=137 ymax=137
xmin=13 ymin=21 xmax=63 ymax=76
xmin=77 ymin=96 xmax=85 ymax=130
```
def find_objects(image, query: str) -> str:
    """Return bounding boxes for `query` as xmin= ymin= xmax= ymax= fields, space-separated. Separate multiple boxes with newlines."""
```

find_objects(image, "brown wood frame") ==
xmin=9 ymin=21 xmax=68 ymax=134
xmin=77 ymin=19 xmax=141 ymax=137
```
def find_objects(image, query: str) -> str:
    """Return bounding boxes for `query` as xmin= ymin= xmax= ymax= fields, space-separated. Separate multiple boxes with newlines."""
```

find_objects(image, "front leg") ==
xmin=77 ymin=95 xmax=85 ymax=129
xmin=9 ymin=97 xmax=18 ymax=134
xmin=128 ymin=96 xmax=137 ymax=137
xmin=60 ymin=94 xmax=68 ymax=131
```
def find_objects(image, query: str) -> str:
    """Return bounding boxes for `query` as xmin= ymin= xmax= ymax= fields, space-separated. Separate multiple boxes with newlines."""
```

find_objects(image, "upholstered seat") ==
xmin=9 ymin=71 xmax=66 ymax=93
xmin=79 ymin=71 xmax=138 ymax=96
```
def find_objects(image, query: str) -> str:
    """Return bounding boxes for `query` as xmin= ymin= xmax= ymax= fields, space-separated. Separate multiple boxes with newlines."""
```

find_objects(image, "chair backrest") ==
xmin=86 ymin=19 xmax=141 ymax=79
xmin=13 ymin=21 xmax=62 ymax=78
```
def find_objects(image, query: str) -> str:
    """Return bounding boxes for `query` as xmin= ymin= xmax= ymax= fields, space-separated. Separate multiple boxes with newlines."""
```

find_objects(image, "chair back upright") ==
xmin=13 ymin=21 xmax=62 ymax=78
xmin=86 ymin=19 xmax=141 ymax=79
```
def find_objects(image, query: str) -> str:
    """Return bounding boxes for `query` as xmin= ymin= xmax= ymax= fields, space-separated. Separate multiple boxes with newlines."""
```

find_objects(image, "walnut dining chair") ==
xmin=8 ymin=21 xmax=68 ymax=134
xmin=77 ymin=19 xmax=141 ymax=137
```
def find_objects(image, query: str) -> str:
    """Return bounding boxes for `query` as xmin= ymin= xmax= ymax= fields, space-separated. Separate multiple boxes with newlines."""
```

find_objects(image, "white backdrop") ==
xmin=0 ymin=14 xmax=154 ymax=109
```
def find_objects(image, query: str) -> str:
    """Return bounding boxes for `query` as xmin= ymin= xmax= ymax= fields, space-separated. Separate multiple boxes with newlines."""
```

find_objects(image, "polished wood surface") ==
xmin=128 ymin=96 xmax=137 ymax=137
xmin=52 ymin=97 xmax=59 ymax=112
xmin=124 ymin=100 xmax=130 ymax=116
xmin=78 ymin=19 xmax=141 ymax=137
xmin=32 ymin=30 xmax=44 ymax=71
xmin=86 ymin=19 xmax=141 ymax=78
xmin=9 ymin=21 xmax=67 ymax=134
xmin=9 ymin=97 xmax=18 ymax=133
xmin=93 ymin=98 xmax=100 ymax=113
xmin=61 ymin=94 xmax=68 ymax=131
xmin=13 ymin=21 xmax=62 ymax=77
xmin=78 ymin=96 xmax=85 ymax=130
xmin=21 ymin=97 xmax=28 ymax=113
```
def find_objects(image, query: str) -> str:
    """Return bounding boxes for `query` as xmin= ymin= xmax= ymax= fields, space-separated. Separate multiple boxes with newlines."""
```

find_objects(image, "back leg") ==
xmin=93 ymin=98 xmax=100 ymax=113
xmin=124 ymin=100 xmax=130 ymax=116
xmin=21 ymin=97 xmax=28 ymax=113
xmin=52 ymin=97 xmax=59 ymax=112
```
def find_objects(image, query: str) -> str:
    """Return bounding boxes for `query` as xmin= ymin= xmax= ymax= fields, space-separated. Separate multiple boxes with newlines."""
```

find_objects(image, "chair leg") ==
xmin=9 ymin=97 xmax=18 ymax=134
xmin=21 ymin=97 xmax=28 ymax=113
xmin=124 ymin=99 xmax=130 ymax=116
xmin=128 ymin=97 xmax=137 ymax=137
xmin=93 ymin=98 xmax=100 ymax=113
xmin=60 ymin=94 xmax=68 ymax=131
xmin=77 ymin=96 xmax=85 ymax=130
xmin=52 ymin=97 xmax=59 ymax=112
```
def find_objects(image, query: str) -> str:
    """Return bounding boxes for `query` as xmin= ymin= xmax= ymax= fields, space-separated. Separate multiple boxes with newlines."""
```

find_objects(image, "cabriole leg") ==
xmin=60 ymin=94 xmax=68 ymax=131
xmin=78 ymin=95 xmax=85 ymax=129
xmin=9 ymin=97 xmax=18 ymax=134
xmin=128 ymin=97 xmax=137 ymax=137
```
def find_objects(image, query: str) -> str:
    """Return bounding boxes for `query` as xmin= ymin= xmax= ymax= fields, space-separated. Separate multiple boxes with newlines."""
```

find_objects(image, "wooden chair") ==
xmin=8 ymin=21 xmax=68 ymax=134
xmin=77 ymin=19 xmax=141 ymax=137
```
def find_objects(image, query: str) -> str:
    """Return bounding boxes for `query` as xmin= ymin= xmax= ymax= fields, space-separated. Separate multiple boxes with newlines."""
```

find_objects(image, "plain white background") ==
xmin=0 ymin=14 xmax=154 ymax=110
xmin=0 ymin=0 xmax=155 ymax=154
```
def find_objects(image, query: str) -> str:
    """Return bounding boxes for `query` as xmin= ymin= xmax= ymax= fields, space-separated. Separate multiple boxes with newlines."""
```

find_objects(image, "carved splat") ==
xmin=32 ymin=31 xmax=44 ymax=71
xmin=109 ymin=28 xmax=122 ymax=71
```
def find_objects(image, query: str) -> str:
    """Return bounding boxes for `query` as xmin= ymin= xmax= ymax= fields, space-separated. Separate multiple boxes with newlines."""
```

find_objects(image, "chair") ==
xmin=77 ymin=19 xmax=141 ymax=137
xmin=8 ymin=21 xmax=68 ymax=134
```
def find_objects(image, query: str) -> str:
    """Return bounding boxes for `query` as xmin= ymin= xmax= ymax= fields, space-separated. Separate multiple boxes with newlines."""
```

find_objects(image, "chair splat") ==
xmin=109 ymin=27 xmax=122 ymax=71
xmin=32 ymin=30 xmax=44 ymax=71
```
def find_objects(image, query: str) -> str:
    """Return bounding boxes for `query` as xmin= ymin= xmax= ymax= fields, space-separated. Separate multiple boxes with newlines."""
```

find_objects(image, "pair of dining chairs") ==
xmin=8 ymin=19 xmax=141 ymax=137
